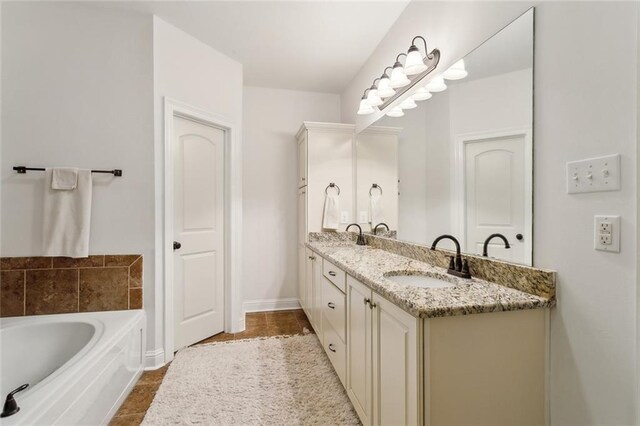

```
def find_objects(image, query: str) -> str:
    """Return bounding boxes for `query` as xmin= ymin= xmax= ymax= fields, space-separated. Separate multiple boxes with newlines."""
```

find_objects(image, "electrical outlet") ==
xmin=359 ymin=211 xmax=369 ymax=223
xmin=340 ymin=211 xmax=349 ymax=224
xmin=594 ymin=215 xmax=620 ymax=252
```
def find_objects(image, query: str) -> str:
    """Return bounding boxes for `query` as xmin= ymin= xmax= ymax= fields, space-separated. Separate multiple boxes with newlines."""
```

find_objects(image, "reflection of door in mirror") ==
xmin=457 ymin=129 xmax=532 ymax=265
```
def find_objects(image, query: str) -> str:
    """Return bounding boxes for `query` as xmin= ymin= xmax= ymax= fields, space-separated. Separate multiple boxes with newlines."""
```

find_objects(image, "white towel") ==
xmin=322 ymin=192 xmax=340 ymax=231
xmin=51 ymin=167 xmax=79 ymax=190
xmin=43 ymin=168 xmax=93 ymax=258
xmin=369 ymin=192 xmax=385 ymax=226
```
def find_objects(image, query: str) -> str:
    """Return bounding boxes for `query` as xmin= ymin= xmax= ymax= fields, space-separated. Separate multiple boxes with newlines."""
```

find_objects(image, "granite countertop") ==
xmin=306 ymin=241 xmax=554 ymax=319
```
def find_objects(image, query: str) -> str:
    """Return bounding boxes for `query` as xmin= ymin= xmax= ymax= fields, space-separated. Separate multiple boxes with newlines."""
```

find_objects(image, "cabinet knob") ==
xmin=364 ymin=298 xmax=371 ymax=306
xmin=327 ymin=302 xmax=335 ymax=309
xmin=328 ymin=343 xmax=336 ymax=353
xmin=370 ymin=302 xmax=377 ymax=309
xmin=328 ymin=271 xmax=336 ymax=277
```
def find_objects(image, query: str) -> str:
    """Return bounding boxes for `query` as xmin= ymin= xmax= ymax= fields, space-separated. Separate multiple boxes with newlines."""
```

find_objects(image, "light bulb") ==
xmin=390 ymin=62 xmax=410 ymax=89
xmin=404 ymin=45 xmax=428 ymax=75
xmin=425 ymin=75 xmax=447 ymax=92
xmin=366 ymin=88 xmax=383 ymax=107
xmin=377 ymin=76 xmax=396 ymax=98
xmin=442 ymin=59 xmax=468 ymax=80
xmin=399 ymin=98 xmax=417 ymax=109
xmin=386 ymin=107 xmax=404 ymax=118
xmin=357 ymin=97 xmax=375 ymax=115
xmin=411 ymin=87 xmax=432 ymax=101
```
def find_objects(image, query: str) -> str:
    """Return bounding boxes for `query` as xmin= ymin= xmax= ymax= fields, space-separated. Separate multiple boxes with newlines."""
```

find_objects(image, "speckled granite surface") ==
xmin=307 ymin=234 xmax=555 ymax=319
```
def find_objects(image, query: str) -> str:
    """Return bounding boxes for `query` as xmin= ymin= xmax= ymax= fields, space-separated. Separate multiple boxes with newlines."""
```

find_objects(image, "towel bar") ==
xmin=369 ymin=183 xmax=383 ymax=195
xmin=13 ymin=166 xmax=122 ymax=177
xmin=325 ymin=183 xmax=340 ymax=195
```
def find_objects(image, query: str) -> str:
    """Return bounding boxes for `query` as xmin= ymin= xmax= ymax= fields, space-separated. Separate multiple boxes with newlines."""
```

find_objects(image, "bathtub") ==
xmin=0 ymin=310 xmax=145 ymax=425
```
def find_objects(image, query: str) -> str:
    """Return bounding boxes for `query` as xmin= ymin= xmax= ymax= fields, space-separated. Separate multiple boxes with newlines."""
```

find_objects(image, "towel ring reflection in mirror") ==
xmin=325 ymin=183 xmax=340 ymax=196
xmin=369 ymin=183 xmax=383 ymax=196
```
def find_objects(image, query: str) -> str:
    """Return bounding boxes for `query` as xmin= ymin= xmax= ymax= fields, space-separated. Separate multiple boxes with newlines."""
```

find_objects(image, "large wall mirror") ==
xmin=357 ymin=9 xmax=533 ymax=266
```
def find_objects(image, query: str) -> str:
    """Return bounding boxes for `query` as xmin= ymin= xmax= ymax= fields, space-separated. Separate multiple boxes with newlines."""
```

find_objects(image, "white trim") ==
xmin=144 ymin=348 xmax=166 ymax=370
xmin=161 ymin=97 xmax=243 ymax=364
xmin=242 ymin=298 xmax=301 ymax=313
xmin=544 ymin=308 xmax=551 ymax=426
xmin=452 ymin=127 xmax=533 ymax=266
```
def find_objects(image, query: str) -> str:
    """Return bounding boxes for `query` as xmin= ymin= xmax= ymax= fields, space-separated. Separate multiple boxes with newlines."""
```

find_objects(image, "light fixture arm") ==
xmin=371 ymin=77 xmax=381 ymax=88
xmin=395 ymin=52 xmax=407 ymax=64
xmin=412 ymin=36 xmax=428 ymax=54
xmin=382 ymin=66 xmax=393 ymax=78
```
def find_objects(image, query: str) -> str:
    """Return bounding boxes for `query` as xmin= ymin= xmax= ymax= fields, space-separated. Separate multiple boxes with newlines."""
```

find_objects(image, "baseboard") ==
xmin=144 ymin=348 xmax=166 ymax=370
xmin=242 ymin=298 xmax=301 ymax=313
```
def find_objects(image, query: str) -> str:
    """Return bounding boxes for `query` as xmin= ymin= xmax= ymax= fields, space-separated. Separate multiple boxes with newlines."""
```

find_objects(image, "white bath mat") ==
xmin=142 ymin=334 xmax=360 ymax=425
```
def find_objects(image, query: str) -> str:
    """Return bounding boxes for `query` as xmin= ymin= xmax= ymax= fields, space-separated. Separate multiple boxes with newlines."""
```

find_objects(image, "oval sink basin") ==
xmin=386 ymin=274 xmax=455 ymax=289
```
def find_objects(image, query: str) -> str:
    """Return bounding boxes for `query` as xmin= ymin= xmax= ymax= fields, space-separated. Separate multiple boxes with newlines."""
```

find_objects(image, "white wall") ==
xmin=242 ymin=86 xmax=340 ymax=309
xmin=344 ymin=2 xmax=638 ymax=424
xmin=152 ymin=17 xmax=243 ymax=357
xmin=1 ymin=1 xmax=155 ymax=299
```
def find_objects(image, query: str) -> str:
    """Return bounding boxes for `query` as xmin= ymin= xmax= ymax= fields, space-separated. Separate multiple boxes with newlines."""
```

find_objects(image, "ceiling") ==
xmin=98 ymin=1 xmax=410 ymax=93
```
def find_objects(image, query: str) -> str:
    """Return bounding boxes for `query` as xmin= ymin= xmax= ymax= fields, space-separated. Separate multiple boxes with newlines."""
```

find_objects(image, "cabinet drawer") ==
xmin=322 ymin=316 xmax=346 ymax=387
xmin=323 ymin=259 xmax=346 ymax=292
xmin=322 ymin=277 xmax=346 ymax=342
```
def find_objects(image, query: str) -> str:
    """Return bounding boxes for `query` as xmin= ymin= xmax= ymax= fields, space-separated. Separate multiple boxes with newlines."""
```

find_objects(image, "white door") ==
xmin=173 ymin=116 xmax=225 ymax=350
xmin=463 ymin=132 xmax=531 ymax=264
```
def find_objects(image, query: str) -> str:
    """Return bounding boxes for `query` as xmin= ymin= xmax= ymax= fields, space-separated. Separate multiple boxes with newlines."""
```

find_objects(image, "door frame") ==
xmin=452 ymin=127 xmax=533 ymax=265
xmin=161 ymin=97 xmax=242 ymax=363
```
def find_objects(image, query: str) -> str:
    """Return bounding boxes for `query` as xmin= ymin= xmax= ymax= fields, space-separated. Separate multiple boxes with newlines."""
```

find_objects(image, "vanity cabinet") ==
xmin=304 ymin=249 xmax=323 ymax=333
xmin=346 ymin=275 xmax=421 ymax=426
xmin=321 ymin=265 xmax=347 ymax=386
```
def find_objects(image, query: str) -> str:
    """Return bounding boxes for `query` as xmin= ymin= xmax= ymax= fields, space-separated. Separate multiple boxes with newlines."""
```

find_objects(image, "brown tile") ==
xmin=129 ymin=257 xmax=143 ymax=288
xmin=234 ymin=325 xmax=270 ymax=340
xmin=1 ymin=270 xmax=25 ymax=317
xmin=109 ymin=413 xmax=145 ymax=426
xmin=136 ymin=364 xmax=169 ymax=386
xmin=52 ymin=255 xmax=104 ymax=269
xmin=297 ymin=318 xmax=315 ymax=334
xmin=79 ymin=267 xmax=128 ymax=312
xmin=105 ymin=255 xmax=141 ymax=267
xmin=246 ymin=312 xmax=267 ymax=326
xmin=115 ymin=383 xmax=157 ymax=416
xmin=294 ymin=309 xmax=308 ymax=321
xmin=268 ymin=322 xmax=303 ymax=337
xmin=196 ymin=332 xmax=235 ymax=345
xmin=1 ymin=257 xmax=51 ymax=270
xmin=129 ymin=288 xmax=143 ymax=309
xmin=25 ymin=269 xmax=78 ymax=315
xmin=266 ymin=311 xmax=297 ymax=324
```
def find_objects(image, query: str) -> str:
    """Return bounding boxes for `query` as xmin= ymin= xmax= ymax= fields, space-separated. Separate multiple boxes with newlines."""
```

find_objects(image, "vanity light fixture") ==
xmin=390 ymin=53 xmax=411 ymax=89
xmin=411 ymin=86 xmax=432 ymax=101
xmin=442 ymin=59 xmax=468 ymax=80
xmin=425 ymin=75 xmax=447 ymax=92
xmin=404 ymin=36 xmax=430 ymax=75
xmin=366 ymin=79 xmax=384 ymax=107
xmin=357 ymin=89 xmax=375 ymax=115
xmin=377 ymin=67 xmax=396 ymax=98
xmin=399 ymin=97 xmax=417 ymax=109
xmin=386 ymin=106 xmax=404 ymax=117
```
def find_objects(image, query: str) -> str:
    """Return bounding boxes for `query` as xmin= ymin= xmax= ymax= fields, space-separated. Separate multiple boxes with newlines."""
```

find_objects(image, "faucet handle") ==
xmin=461 ymin=259 xmax=470 ymax=275
xmin=448 ymin=256 xmax=455 ymax=271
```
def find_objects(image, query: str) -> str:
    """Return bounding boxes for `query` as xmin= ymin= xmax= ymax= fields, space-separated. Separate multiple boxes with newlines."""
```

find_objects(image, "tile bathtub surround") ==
xmin=0 ymin=255 xmax=143 ymax=317
xmin=309 ymin=232 xmax=555 ymax=300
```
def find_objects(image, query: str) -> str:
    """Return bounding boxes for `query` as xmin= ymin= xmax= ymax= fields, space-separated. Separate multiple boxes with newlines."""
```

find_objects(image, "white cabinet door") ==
xmin=346 ymin=276 xmax=373 ymax=425
xmin=297 ymin=188 xmax=307 ymax=310
xmin=304 ymin=248 xmax=315 ymax=322
xmin=312 ymin=256 xmax=323 ymax=334
xmin=372 ymin=293 xmax=420 ymax=426
xmin=298 ymin=134 xmax=307 ymax=188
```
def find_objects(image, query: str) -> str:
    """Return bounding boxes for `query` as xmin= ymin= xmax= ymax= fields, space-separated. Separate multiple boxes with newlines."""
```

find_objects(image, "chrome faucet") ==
xmin=373 ymin=223 xmax=389 ymax=235
xmin=346 ymin=223 xmax=366 ymax=246
xmin=482 ymin=233 xmax=511 ymax=257
xmin=430 ymin=234 xmax=471 ymax=279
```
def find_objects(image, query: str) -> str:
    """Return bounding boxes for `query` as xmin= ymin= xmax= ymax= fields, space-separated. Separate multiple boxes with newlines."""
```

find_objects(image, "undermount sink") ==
xmin=385 ymin=273 xmax=456 ymax=289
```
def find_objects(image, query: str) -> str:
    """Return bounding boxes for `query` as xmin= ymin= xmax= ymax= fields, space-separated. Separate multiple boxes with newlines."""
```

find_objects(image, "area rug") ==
xmin=142 ymin=334 xmax=360 ymax=425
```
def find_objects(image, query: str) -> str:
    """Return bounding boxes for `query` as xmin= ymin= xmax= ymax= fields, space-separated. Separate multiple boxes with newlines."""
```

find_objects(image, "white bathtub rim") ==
xmin=0 ymin=310 xmax=145 ymax=424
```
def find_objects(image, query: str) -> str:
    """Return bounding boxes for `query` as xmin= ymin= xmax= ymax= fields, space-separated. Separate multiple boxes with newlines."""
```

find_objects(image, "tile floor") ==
xmin=109 ymin=309 xmax=314 ymax=425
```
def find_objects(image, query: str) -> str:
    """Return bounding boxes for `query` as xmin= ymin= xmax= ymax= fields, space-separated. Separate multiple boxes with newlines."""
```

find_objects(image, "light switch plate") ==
xmin=340 ymin=211 xmax=349 ymax=224
xmin=567 ymin=154 xmax=620 ymax=194
xmin=594 ymin=215 xmax=620 ymax=252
